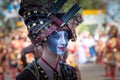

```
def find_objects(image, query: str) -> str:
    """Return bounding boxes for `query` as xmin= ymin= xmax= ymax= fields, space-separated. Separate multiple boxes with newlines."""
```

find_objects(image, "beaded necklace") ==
xmin=38 ymin=57 xmax=61 ymax=80
xmin=36 ymin=58 xmax=77 ymax=80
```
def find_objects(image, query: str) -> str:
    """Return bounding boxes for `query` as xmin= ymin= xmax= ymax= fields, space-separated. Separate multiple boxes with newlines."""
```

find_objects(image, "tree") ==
xmin=0 ymin=0 xmax=20 ymax=35
xmin=80 ymin=0 xmax=105 ymax=9
xmin=0 ymin=0 xmax=11 ymax=34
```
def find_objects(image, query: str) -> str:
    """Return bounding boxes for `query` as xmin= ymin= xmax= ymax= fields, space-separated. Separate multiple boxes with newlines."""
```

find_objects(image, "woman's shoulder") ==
xmin=16 ymin=69 xmax=36 ymax=80
xmin=60 ymin=61 xmax=77 ymax=71
xmin=16 ymin=61 xmax=38 ymax=80
xmin=59 ymin=61 xmax=77 ymax=79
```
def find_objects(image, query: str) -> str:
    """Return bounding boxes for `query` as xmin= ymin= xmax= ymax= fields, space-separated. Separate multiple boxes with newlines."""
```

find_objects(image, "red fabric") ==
xmin=110 ymin=67 xmax=115 ymax=80
xmin=0 ymin=73 xmax=4 ymax=80
xmin=67 ymin=41 xmax=77 ymax=53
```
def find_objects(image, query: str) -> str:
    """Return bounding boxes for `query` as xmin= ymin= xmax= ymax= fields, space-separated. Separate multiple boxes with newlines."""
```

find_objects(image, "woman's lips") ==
xmin=58 ymin=47 xmax=65 ymax=50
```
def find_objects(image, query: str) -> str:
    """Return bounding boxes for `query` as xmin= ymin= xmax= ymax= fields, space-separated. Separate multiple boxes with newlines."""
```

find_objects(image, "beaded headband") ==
xmin=19 ymin=0 xmax=83 ymax=45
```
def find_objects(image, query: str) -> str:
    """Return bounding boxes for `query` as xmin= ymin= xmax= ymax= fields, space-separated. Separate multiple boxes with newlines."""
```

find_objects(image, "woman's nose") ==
xmin=60 ymin=37 xmax=67 ymax=45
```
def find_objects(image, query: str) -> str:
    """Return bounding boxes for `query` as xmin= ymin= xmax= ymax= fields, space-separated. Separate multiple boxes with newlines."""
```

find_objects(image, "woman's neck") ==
xmin=41 ymin=49 xmax=60 ymax=69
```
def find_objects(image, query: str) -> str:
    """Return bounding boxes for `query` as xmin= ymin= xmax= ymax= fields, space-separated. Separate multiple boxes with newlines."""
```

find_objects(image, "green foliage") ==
xmin=62 ymin=0 xmax=82 ymax=14
xmin=60 ymin=0 xmax=104 ymax=14
xmin=76 ymin=24 xmax=94 ymax=34
xmin=61 ymin=0 xmax=103 ymax=10
xmin=1 ymin=0 xmax=11 ymax=9
xmin=0 ymin=0 xmax=12 ymax=34
xmin=80 ymin=0 xmax=103 ymax=9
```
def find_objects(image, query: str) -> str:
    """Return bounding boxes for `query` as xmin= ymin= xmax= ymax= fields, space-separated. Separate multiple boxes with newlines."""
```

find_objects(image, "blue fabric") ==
xmin=89 ymin=46 xmax=96 ymax=58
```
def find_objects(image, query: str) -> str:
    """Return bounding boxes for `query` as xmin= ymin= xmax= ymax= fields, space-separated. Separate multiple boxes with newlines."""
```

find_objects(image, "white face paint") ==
xmin=47 ymin=31 xmax=69 ymax=56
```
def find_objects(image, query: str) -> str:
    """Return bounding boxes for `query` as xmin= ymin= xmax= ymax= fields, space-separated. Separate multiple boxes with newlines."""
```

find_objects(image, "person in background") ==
xmin=17 ymin=44 xmax=35 ymax=72
xmin=8 ymin=36 xmax=21 ymax=79
xmin=115 ymin=34 xmax=120 ymax=71
xmin=0 ymin=38 xmax=6 ymax=80
xmin=16 ymin=0 xmax=83 ymax=80
xmin=18 ymin=44 xmax=42 ymax=72
xmin=66 ymin=40 xmax=81 ymax=80
xmin=0 ymin=35 xmax=9 ymax=80
xmin=103 ymin=25 xmax=118 ymax=80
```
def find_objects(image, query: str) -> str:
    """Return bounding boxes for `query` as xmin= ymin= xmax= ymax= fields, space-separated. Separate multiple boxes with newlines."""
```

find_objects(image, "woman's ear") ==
xmin=42 ymin=41 xmax=48 ymax=48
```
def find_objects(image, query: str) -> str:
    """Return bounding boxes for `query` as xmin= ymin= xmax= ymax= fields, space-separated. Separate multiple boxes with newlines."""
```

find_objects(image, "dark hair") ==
xmin=108 ymin=25 xmax=118 ymax=37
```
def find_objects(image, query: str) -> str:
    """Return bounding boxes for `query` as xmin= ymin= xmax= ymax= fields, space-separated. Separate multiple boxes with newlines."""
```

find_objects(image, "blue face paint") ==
xmin=47 ymin=31 xmax=69 ymax=56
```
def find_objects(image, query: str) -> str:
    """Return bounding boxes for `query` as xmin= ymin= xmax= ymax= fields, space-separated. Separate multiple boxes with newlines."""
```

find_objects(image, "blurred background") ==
xmin=0 ymin=0 xmax=120 ymax=80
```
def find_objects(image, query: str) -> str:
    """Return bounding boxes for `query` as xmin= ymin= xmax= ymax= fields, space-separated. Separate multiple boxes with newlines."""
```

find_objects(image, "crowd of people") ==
xmin=67 ymin=24 xmax=120 ymax=80
xmin=0 ymin=20 xmax=120 ymax=80
xmin=0 ymin=27 xmax=31 ymax=80
xmin=0 ymin=0 xmax=120 ymax=80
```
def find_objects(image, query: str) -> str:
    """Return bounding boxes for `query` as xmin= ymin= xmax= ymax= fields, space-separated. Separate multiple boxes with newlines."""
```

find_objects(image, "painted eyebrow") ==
xmin=52 ymin=32 xmax=58 ymax=36
xmin=64 ymin=32 xmax=69 ymax=36
xmin=52 ymin=31 xmax=68 ymax=36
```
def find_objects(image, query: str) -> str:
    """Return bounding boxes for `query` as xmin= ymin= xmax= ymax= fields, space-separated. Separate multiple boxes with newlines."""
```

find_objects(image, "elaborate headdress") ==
xmin=19 ymin=0 xmax=83 ymax=45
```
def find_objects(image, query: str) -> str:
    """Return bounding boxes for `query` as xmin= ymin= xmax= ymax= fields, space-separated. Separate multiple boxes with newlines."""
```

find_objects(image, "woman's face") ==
xmin=47 ymin=31 xmax=69 ymax=56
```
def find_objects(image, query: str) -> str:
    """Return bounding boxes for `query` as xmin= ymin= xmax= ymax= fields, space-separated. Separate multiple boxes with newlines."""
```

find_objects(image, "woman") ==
xmin=103 ymin=26 xmax=118 ymax=80
xmin=16 ymin=0 xmax=83 ymax=80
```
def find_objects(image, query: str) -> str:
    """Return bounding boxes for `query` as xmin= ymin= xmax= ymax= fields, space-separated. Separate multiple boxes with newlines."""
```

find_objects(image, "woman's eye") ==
xmin=65 ymin=34 xmax=69 ymax=38
xmin=54 ymin=35 xmax=60 ymax=39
